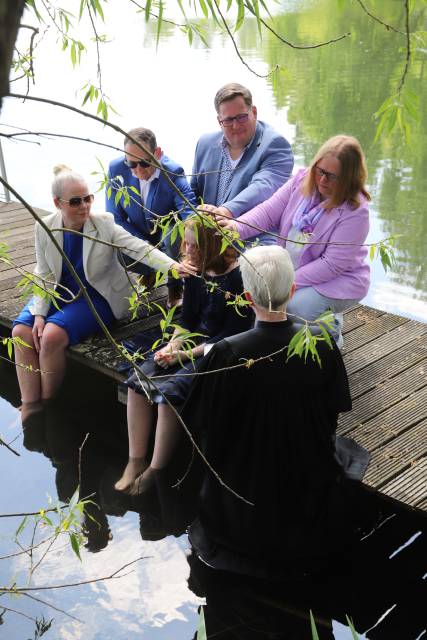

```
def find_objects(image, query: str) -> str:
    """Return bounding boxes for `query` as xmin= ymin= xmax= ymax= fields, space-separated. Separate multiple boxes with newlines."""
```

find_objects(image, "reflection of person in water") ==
xmin=187 ymin=501 xmax=427 ymax=640
xmin=182 ymin=244 xmax=373 ymax=577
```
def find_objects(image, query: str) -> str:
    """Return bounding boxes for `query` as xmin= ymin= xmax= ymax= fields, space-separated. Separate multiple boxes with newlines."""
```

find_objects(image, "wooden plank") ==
xmin=338 ymin=358 xmax=427 ymax=434
xmin=0 ymin=262 xmax=35 ymax=282
xmin=380 ymin=457 xmax=427 ymax=508
xmin=342 ymin=312 xmax=409 ymax=353
xmin=342 ymin=305 xmax=385 ymax=335
xmin=343 ymin=320 xmax=427 ymax=376
xmin=343 ymin=385 xmax=427 ymax=451
xmin=348 ymin=335 xmax=427 ymax=399
xmin=364 ymin=418 xmax=427 ymax=487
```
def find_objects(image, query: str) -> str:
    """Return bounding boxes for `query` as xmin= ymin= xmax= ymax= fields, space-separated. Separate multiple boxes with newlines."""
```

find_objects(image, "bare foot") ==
xmin=115 ymin=457 xmax=148 ymax=492
xmin=129 ymin=466 xmax=156 ymax=496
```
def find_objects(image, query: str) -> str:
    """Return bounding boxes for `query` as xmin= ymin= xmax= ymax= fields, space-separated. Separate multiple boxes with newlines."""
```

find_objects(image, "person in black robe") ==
xmin=181 ymin=244 xmax=373 ymax=578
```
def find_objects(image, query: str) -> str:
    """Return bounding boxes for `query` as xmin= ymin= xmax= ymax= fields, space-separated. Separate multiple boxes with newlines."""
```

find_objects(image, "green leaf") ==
xmin=15 ymin=516 xmax=28 ymax=538
xmin=345 ymin=615 xmax=360 ymax=640
xmin=70 ymin=41 xmax=77 ymax=67
xmin=145 ymin=0 xmax=152 ymax=21
xmin=198 ymin=0 xmax=209 ymax=18
xmin=70 ymin=532 xmax=82 ymax=561
xmin=309 ymin=611 xmax=320 ymax=640
xmin=197 ymin=607 xmax=207 ymax=639
xmin=156 ymin=0 xmax=164 ymax=49
xmin=235 ymin=0 xmax=245 ymax=32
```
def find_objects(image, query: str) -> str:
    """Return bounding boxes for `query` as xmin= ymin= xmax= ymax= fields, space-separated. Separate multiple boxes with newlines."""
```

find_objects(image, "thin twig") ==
xmin=397 ymin=0 xmax=411 ymax=94
xmin=355 ymin=0 xmax=405 ymax=35
xmin=243 ymin=1 xmax=351 ymax=49
xmin=4 ymin=556 xmax=148 ymax=592
xmin=0 ymin=436 xmax=20 ymax=456
xmin=213 ymin=0 xmax=276 ymax=79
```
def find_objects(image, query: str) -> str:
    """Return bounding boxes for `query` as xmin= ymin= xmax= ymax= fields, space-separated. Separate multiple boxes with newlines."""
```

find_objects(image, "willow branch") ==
xmin=0 ymin=436 xmax=20 ymax=456
xmin=355 ymin=0 xmax=405 ymax=35
xmin=4 ymin=556 xmax=148 ymax=592
xmin=243 ymin=1 xmax=351 ymax=49
xmin=213 ymin=0 xmax=276 ymax=79
xmin=397 ymin=0 xmax=411 ymax=94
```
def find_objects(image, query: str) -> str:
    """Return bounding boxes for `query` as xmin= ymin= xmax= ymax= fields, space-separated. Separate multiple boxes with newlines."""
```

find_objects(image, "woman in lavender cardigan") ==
xmin=218 ymin=135 xmax=371 ymax=346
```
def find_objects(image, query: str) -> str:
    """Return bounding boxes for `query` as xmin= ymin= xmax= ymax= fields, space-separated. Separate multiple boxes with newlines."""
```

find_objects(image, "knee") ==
xmin=12 ymin=324 xmax=34 ymax=350
xmin=40 ymin=324 xmax=69 ymax=353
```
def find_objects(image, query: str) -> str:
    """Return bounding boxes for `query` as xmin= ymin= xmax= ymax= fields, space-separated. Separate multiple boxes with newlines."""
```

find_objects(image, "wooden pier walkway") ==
xmin=1 ymin=200 xmax=426 ymax=513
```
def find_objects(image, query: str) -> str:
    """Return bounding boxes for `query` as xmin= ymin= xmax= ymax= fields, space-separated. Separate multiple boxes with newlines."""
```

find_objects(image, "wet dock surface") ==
xmin=1 ymin=200 xmax=426 ymax=512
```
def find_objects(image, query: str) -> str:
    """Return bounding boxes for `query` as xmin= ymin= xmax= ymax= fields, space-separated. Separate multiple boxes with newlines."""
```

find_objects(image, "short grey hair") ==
xmin=239 ymin=245 xmax=294 ymax=310
xmin=51 ymin=164 xmax=86 ymax=198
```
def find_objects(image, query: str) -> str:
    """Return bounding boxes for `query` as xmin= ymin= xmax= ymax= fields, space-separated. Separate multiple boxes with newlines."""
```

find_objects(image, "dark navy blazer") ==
xmin=106 ymin=154 xmax=196 ymax=244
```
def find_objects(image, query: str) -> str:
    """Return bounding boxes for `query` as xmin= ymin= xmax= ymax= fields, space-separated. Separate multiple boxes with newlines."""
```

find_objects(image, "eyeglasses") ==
xmin=314 ymin=166 xmax=340 ymax=182
xmin=124 ymin=158 xmax=151 ymax=169
xmin=59 ymin=194 xmax=94 ymax=207
xmin=218 ymin=110 xmax=251 ymax=127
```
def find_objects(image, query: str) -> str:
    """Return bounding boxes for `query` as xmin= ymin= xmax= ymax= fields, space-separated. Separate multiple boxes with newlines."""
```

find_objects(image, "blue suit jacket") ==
xmin=106 ymin=154 xmax=196 ymax=243
xmin=191 ymin=121 xmax=293 ymax=218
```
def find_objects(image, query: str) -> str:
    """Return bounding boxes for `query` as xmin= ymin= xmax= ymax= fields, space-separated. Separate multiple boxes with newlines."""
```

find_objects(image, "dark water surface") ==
xmin=1 ymin=361 xmax=426 ymax=639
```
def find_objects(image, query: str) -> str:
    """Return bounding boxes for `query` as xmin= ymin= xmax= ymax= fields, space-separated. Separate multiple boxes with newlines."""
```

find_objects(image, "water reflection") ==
xmin=241 ymin=0 xmax=427 ymax=305
xmin=1 ymin=362 xmax=426 ymax=639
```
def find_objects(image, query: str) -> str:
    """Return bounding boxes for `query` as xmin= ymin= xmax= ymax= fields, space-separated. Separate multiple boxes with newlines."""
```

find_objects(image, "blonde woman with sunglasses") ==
xmin=12 ymin=165 xmax=195 ymax=425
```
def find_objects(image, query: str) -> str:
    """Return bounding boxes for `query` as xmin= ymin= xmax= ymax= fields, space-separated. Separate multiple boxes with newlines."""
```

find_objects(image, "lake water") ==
xmin=1 ymin=1 xmax=427 ymax=637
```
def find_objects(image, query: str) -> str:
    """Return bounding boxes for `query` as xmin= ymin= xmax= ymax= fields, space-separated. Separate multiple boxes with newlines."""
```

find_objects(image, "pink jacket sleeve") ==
xmin=236 ymin=171 xmax=304 ymax=240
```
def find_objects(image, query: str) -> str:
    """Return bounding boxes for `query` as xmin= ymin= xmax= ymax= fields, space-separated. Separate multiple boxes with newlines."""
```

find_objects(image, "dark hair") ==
xmin=302 ymin=135 xmax=371 ymax=209
xmin=182 ymin=216 xmax=237 ymax=275
xmin=124 ymin=127 xmax=157 ymax=152
xmin=214 ymin=83 xmax=253 ymax=113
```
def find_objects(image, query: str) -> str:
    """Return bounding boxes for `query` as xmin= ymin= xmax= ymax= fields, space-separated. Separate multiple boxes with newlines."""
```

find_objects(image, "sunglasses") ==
xmin=124 ymin=158 xmax=151 ymax=169
xmin=314 ymin=166 xmax=340 ymax=182
xmin=59 ymin=194 xmax=94 ymax=207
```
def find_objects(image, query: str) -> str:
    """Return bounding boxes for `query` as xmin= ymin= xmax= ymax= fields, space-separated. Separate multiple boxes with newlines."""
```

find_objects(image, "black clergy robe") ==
xmin=181 ymin=319 xmax=373 ymax=578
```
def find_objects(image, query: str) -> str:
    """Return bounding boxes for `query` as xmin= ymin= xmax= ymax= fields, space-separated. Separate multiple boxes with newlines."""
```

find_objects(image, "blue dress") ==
xmin=13 ymin=231 xmax=115 ymax=346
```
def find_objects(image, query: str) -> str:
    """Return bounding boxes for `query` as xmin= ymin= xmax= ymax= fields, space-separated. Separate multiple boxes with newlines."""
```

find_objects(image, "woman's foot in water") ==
xmin=129 ymin=465 xmax=156 ymax=496
xmin=114 ymin=457 xmax=148 ymax=492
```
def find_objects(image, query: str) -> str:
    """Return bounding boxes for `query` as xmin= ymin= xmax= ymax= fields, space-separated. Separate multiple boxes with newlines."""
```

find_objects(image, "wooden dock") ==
xmin=1 ymin=200 xmax=426 ymax=513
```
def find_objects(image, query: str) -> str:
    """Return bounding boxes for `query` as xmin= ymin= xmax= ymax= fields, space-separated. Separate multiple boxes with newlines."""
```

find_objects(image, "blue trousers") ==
xmin=286 ymin=287 xmax=358 ymax=347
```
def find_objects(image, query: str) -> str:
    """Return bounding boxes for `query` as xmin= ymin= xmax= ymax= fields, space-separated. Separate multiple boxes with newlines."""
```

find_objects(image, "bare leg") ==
xmin=131 ymin=403 xmax=181 ymax=495
xmin=12 ymin=324 xmax=41 ymax=404
xmin=38 ymin=323 xmax=69 ymax=400
xmin=115 ymin=389 xmax=154 ymax=491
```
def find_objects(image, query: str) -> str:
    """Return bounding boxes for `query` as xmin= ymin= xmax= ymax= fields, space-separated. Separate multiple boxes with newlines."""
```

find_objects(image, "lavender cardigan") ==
xmin=236 ymin=169 xmax=370 ymax=300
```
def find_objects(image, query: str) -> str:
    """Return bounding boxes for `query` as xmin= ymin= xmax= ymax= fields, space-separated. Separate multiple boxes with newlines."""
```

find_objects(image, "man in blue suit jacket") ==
xmin=106 ymin=127 xmax=196 ymax=305
xmin=191 ymin=83 xmax=293 ymax=243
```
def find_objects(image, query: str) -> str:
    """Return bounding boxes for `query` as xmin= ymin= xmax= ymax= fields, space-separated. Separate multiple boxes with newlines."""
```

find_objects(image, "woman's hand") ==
xmin=32 ymin=315 xmax=46 ymax=353
xmin=171 ymin=261 xmax=198 ymax=278
xmin=154 ymin=344 xmax=190 ymax=369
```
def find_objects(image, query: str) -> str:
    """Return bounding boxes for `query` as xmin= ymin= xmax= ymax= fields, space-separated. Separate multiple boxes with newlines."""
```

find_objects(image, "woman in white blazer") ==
xmin=12 ymin=165 xmax=194 ymax=424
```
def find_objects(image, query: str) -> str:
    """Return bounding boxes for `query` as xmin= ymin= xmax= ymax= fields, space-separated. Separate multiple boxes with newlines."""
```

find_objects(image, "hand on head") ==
xmin=171 ymin=261 xmax=198 ymax=278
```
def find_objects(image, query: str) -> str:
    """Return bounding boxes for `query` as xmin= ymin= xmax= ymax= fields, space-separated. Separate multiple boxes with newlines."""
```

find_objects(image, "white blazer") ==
xmin=28 ymin=210 xmax=174 ymax=319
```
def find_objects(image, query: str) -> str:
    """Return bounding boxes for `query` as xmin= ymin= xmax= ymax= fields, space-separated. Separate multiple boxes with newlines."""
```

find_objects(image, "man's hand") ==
xmin=216 ymin=216 xmax=238 ymax=233
xmin=196 ymin=204 xmax=232 ymax=219
xmin=32 ymin=315 xmax=46 ymax=353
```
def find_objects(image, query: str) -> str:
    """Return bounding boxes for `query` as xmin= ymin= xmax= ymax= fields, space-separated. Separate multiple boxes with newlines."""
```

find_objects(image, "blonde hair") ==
xmin=302 ymin=135 xmax=371 ymax=209
xmin=51 ymin=164 xmax=87 ymax=198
